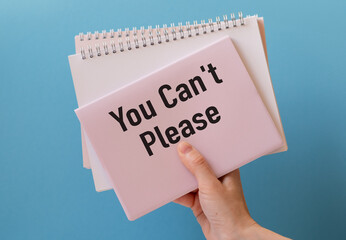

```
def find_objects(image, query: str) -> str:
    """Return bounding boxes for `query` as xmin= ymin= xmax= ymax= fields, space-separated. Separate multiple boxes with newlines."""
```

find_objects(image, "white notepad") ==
xmin=69 ymin=14 xmax=287 ymax=192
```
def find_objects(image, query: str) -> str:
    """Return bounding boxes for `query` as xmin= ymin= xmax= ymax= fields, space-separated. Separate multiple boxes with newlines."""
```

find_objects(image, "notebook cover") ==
xmin=75 ymin=36 xmax=283 ymax=220
xmin=69 ymin=16 xmax=287 ymax=192
xmin=76 ymin=19 xmax=273 ymax=171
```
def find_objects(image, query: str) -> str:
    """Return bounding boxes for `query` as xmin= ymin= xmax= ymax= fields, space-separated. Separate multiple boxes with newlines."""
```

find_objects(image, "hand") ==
xmin=174 ymin=141 xmax=290 ymax=240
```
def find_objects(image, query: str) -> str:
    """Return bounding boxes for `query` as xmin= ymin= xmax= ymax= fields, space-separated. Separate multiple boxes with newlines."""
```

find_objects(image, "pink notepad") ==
xmin=75 ymin=36 xmax=283 ymax=220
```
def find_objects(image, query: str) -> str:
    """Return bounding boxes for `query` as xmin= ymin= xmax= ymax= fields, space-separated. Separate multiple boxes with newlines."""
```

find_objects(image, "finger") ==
xmin=173 ymin=192 xmax=195 ymax=208
xmin=219 ymin=169 xmax=241 ymax=188
xmin=220 ymin=169 xmax=250 ymax=214
xmin=191 ymin=196 xmax=208 ymax=229
xmin=177 ymin=141 xmax=220 ymax=190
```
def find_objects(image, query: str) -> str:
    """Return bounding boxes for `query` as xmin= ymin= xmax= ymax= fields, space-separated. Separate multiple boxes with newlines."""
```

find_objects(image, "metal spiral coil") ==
xmin=79 ymin=12 xmax=245 ymax=60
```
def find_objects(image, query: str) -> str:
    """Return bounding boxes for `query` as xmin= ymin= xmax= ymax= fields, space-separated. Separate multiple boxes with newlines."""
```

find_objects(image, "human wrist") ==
xmin=215 ymin=216 xmax=258 ymax=240
xmin=239 ymin=222 xmax=291 ymax=240
xmin=231 ymin=219 xmax=260 ymax=240
xmin=240 ymin=222 xmax=265 ymax=239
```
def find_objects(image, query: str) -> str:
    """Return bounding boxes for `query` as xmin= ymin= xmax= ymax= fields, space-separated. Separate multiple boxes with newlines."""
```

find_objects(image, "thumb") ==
xmin=177 ymin=141 xmax=220 ymax=190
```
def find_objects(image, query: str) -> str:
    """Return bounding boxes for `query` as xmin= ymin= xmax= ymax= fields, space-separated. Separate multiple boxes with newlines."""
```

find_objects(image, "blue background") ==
xmin=1 ymin=0 xmax=345 ymax=239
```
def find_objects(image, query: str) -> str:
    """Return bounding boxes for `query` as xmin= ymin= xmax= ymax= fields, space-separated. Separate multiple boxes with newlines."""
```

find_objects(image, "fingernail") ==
xmin=178 ymin=142 xmax=192 ymax=154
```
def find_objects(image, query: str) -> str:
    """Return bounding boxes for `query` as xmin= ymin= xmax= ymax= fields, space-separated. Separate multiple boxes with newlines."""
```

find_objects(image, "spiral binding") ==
xmin=78 ymin=12 xmax=246 ymax=60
